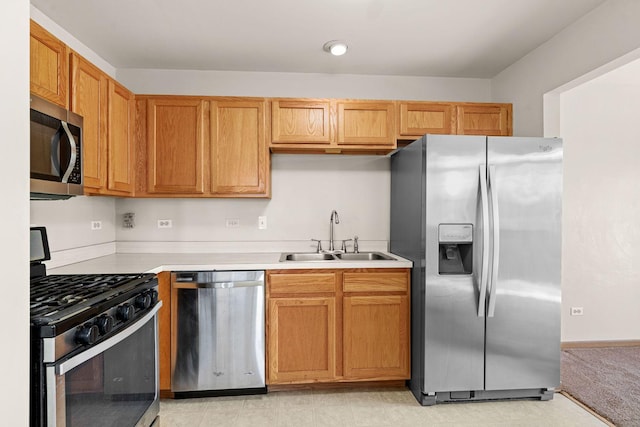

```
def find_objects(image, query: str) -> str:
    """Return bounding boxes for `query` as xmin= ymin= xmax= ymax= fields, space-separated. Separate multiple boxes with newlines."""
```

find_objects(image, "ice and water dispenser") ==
xmin=438 ymin=224 xmax=473 ymax=274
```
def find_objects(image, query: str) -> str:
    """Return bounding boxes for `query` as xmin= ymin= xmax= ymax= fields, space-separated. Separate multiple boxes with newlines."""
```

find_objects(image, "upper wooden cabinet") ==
xmin=397 ymin=101 xmax=512 ymax=141
xmin=70 ymin=53 xmax=134 ymax=196
xmin=456 ymin=103 xmax=512 ymax=136
xmin=107 ymin=80 xmax=135 ymax=194
xmin=269 ymin=99 xmax=396 ymax=154
xmin=337 ymin=101 xmax=395 ymax=146
xmin=70 ymin=53 xmax=108 ymax=192
xmin=210 ymin=100 xmax=269 ymax=197
xmin=145 ymin=98 xmax=207 ymax=194
xmin=271 ymin=100 xmax=331 ymax=144
xmin=30 ymin=20 xmax=68 ymax=108
xmin=137 ymin=96 xmax=270 ymax=198
xmin=397 ymin=102 xmax=455 ymax=139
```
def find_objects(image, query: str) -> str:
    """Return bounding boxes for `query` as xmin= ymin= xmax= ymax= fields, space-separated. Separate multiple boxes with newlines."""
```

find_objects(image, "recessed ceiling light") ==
xmin=323 ymin=40 xmax=348 ymax=56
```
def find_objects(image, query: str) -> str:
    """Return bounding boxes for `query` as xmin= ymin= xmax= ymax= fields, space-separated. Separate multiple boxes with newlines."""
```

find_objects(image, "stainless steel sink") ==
xmin=334 ymin=252 xmax=394 ymax=261
xmin=279 ymin=251 xmax=394 ymax=262
xmin=279 ymin=253 xmax=337 ymax=262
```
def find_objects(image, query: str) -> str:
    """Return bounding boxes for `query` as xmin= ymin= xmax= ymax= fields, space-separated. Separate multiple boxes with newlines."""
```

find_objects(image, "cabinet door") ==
xmin=398 ymin=102 xmax=454 ymax=138
xmin=107 ymin=80 xmax=135 ymax=194
xmin=147 ymin=99 xmax=206 ymax=194
xmin=30 ymin=20 xmax=68 ymax=107
xmin=337 ymin=101 xmax=395 ymax=146
xmin=70 ymin=53 xmax=108 ymax=193
xmin=343 ymin=295 xmax=409 ymax=379
xmin=268 ymin=297 xmax=336 ymax=383
xmin=456 ymin=103 xmax=512 ymax=136
xmin=271 ymin=100 xmax=331 ymax=144
xmin=210 ymin=100 xmax=269 ymax=196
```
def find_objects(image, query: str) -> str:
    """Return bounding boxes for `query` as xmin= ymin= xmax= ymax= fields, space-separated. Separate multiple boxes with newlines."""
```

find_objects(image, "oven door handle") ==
xmin=57 ymin=302 xmax=162 ymax=375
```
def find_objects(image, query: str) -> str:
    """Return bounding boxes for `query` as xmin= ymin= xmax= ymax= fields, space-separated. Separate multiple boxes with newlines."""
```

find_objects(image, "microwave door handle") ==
xmin=60 ymin=121 xmax=76 ymax=184
xmin=50 ymin=126 xmax=63 ymax=177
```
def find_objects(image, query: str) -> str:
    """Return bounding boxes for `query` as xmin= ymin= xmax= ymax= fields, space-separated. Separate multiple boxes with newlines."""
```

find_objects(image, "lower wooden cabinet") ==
xmin=268 ymin=297 xmax=336 ymax=383
xmin=266 ymin=269 xmax=410 ymax=385
xmin=157 ymin=271 xmax=172 ymax=394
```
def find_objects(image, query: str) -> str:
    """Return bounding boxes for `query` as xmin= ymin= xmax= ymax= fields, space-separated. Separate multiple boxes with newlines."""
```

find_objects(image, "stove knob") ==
xmin=147 ymin=289 xmax=159 ymax=305
xmin=95 ymin=315 xmax=114 ymax=335
xmin=135 ymin=293 xmax=151 ymax=310
xmin=117 ymin=303 xmax=134 ymax=321
xmin=76 ymin=324 xmax=99 ymax=346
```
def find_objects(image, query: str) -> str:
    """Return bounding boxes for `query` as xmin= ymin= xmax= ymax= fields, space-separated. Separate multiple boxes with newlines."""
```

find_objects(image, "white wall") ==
xmin=492 ymin=0 xmax=640 ymax=136
xmin=2 ymin=0 xmax=29 ymax=425
xmin=118 ymin=68 xmax=491 ymax=101
xmin=560 ymin=59 xmax=640 ymax=342
xmin=116 ymin=155 xmax=389 ymax=252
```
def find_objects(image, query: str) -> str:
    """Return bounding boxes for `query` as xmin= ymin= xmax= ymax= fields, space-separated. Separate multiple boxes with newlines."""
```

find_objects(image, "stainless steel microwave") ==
xmin=30 ymin=94 xmax=83 ymax=200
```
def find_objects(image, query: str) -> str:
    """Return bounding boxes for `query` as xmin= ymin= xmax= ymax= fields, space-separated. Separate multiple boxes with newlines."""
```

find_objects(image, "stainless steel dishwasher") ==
xmin=171 ymin=270 xmax=266 ymax=397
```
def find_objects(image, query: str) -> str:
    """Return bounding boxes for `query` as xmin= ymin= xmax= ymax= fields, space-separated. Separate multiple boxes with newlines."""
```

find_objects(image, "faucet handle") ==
xmin=353 ymin=236 xmax=359 ymax=253
xmin=341 ymin=239 xmax=352 ymax=253
xmin=311 ymin=239 xmax=323 ymax=253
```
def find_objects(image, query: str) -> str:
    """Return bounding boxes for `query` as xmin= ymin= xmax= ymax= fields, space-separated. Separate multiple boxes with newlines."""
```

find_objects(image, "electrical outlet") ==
xmin=258 ymin=216 xmax=267 ymax=230
xmin=226 ymin=218 xmax=240 ymax=228
xmin=157 ymin=219 xmax=172 ymax=228
xmin=570 ymin=307 xmax=584 ymax=316
xmin=91 ymin=221 xmax=102 ymax=230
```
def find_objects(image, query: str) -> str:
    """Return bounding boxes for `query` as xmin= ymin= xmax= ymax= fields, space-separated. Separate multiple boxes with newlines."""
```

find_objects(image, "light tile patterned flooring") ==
xmin=158 ymin=387 xmax=608 ymax=427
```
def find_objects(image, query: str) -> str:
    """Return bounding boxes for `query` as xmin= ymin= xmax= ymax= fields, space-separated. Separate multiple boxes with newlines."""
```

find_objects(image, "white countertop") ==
xmin=48 ymin=251 xmax=412 ymax=275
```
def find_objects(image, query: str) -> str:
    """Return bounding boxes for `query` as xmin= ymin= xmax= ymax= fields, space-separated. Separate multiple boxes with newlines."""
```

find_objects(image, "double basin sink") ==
xmin=279 ymin=251 xmax=395 ymax=262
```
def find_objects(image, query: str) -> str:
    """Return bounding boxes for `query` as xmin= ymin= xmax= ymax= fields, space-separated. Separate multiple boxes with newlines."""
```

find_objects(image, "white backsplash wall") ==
xmin=115 ymin=154 xmax=390 ymax=252
xmin=30 ymin=196 xmax=117 ymax=265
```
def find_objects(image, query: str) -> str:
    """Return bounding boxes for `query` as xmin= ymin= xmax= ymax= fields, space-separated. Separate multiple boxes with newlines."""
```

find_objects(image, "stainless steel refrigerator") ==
xmin=390 ymin=134 xmax=562 ymax=405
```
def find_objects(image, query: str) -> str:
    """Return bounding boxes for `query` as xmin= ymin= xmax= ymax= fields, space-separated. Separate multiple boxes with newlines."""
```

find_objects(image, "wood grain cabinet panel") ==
xmin=337 ymin=101 xmax=395 ymax=146
xmin=146 ymin=98 xmax=206 ymax=194
xmin=271 ymin=100 xmax=331 ymax=144
xmin=70 ymin=53 xmax=108 ymax=192
xmin=456 ymin=103 xmax=512 ymax=136
xmin=397 ymin=102 xmax=455 ymax=139
xmin=268 ymin=297 xmax=336 ymax=383
xmin=107 ymin=80 xmax=135 ymax=194
xmin=266 ymin=268 xmax=410 ymax=385
xmin=157 ymin=272 xmax=172 ymax=394
xmin=30 ymin=20 xmax=68 ymax=107
xmin=343 ymin=295 xmax=409 ymax=379
xmin=210 ymin=100 xmax=269 ymax=196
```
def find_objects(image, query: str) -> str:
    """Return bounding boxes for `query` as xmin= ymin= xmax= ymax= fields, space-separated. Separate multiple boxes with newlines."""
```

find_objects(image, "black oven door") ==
xmin=45 ymin=305 xmax=161 ymax=427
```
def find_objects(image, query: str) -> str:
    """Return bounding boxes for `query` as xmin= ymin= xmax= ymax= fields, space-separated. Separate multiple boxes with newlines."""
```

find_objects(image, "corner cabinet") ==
xmin=266 ymin=269 xmax=410 ymax=385
xmin=70 ymin=53 xmax=134 ymax=196
xmin=30 ymin=20 xmax=68 ymax=108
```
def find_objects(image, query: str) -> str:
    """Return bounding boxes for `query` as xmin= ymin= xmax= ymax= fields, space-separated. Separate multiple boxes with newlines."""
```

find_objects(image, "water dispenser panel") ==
xmin=438 ymin=224 xmax=473 ymax=275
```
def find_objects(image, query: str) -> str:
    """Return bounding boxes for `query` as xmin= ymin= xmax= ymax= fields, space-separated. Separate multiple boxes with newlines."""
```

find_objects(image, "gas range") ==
xmin=30 ymin=272 xmax=159 ymax=360
xmin=29 ymin=227 xmax=161 ymax=427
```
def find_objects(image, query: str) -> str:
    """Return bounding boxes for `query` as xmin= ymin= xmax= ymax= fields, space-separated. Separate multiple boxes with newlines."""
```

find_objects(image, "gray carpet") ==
xmin=561 ymin=347 xmax=640 ymax=426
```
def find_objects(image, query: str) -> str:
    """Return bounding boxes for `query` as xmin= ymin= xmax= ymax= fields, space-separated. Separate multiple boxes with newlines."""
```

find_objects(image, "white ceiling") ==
xmin=31 ymin=0 xmax=605 ymax=78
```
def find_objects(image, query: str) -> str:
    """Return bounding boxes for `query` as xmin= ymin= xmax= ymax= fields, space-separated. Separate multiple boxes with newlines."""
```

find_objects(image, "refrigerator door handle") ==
xmin=487 ymin=165 xmax=500 ymax=317
xmin=477 ymin=165 xmax=490 ymax=317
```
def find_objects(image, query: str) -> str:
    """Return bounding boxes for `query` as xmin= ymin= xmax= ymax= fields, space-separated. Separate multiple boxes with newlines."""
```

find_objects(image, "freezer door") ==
xmin=485 ymin=137 xmax=562 ymax=390
xmin=423 ymin=135 xmax=486 ymax=393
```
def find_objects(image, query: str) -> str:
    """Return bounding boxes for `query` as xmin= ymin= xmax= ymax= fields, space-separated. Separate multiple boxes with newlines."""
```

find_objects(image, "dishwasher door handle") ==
xmin=173 ymin=280 xmax=264 ymax=289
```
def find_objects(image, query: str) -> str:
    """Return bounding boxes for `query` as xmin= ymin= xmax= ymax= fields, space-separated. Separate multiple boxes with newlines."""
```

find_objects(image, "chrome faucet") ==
xmin=328 ymin=210 xmax=340 ymax=252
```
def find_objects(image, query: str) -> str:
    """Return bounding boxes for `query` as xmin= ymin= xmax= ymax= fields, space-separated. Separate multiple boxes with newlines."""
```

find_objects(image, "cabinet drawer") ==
xmin=343 ymin=272 xmax=409 ymax=293
xmin=269 ymin=273 xmax=337 ymax=295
